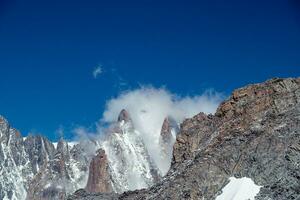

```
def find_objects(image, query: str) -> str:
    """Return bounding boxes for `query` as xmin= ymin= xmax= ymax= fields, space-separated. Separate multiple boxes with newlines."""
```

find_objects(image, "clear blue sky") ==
xmin=0 ymin=0 xmax=299 ymax=140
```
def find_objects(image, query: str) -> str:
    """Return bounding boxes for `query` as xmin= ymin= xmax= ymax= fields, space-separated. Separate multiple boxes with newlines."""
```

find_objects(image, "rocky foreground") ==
xmin=68 ymin=77 xmax=300 ymax=200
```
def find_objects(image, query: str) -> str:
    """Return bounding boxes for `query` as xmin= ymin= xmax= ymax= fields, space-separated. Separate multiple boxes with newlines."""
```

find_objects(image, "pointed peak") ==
xmin=117 ymin=109 xmax=131 ymax=122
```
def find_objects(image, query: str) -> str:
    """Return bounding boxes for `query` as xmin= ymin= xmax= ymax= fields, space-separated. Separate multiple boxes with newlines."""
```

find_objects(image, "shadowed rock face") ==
xmin=68 ymin=77 xmax=300 ymax=200
xmin=26 ymin=138 xmax=89 ymax=200
xmin=159 ymin=117 xmax=177 ymax=173
xmin=160 ymin=118 xmax=172 ymax=144
xmin=85 ymin=149 xmax=112 ymax=193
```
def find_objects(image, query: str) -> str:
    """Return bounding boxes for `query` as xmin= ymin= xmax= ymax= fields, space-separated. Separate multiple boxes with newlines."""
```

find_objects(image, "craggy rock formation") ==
xmin=0 ymin=116 xmax=91 ymax=200
xmin=85 ymin=149 xmax=112 ymax=193
xmin=26 ymin=139 xmax=74 ymax=200
xmin=69 ymin=77 xmax=300 ymax=200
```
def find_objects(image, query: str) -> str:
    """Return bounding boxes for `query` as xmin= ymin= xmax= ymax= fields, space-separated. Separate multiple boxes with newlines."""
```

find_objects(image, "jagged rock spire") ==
xmin=160 ymin=117 xmax=172 ymax=143
xmin=159 ymin=116 xmax=178 ymax=175
xmin=85 ymin=149 xmax=112 ymax=193
xmin=117 ymin=109 xmax=131 ymax=122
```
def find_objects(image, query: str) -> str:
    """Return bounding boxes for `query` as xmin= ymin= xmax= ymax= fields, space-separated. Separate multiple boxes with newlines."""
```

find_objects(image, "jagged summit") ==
xmin=112 ymin=109 xmax=135 ymax=134
xmin=117 ymin=109 xmax=131 ymax=122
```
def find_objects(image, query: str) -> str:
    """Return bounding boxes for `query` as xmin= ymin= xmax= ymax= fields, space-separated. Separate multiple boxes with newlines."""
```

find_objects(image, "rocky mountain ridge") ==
xmin=68 ymin=77 xmax=300 ymax=200
xmin=0 ymin=116 xmax=91 ymax=200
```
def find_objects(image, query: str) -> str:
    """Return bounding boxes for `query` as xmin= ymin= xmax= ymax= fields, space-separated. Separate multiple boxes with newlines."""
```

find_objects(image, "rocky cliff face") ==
xmin=25 ymin=139 xmax=90 ymax=200
xmin=68 ymin=77 xmax=300 ymax=200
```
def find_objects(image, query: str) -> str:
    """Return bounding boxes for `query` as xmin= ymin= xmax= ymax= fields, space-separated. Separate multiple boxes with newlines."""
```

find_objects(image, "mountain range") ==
xmin=1 ymin=77 xmax=300 ymax=200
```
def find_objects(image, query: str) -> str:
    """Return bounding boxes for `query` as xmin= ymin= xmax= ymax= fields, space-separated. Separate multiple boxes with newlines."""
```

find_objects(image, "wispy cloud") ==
xmin=93 ymin=65 xmax=103 ymax=79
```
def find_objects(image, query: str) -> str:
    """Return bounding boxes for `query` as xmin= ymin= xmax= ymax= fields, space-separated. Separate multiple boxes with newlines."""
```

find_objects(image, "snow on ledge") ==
xmin=215 ymin=177 xmax=262 ymax=200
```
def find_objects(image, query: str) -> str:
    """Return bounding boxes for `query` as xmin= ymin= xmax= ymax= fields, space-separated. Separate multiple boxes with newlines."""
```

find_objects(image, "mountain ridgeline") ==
xmin=1 ymin=77 xmax=300 ymax=200
xmin=0 ymin=107 xmax=177 ymax=199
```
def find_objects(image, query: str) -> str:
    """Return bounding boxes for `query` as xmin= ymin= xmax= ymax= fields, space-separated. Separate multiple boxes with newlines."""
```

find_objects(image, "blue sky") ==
xmin=0 ymin=0 xmax=300 ymax=140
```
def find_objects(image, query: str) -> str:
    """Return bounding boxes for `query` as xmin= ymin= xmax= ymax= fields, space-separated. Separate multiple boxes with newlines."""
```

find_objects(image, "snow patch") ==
xmin=215 ymin=177 xmax=262 ymax=200
xmin=52 ymin=141 xmax=78 ymax=149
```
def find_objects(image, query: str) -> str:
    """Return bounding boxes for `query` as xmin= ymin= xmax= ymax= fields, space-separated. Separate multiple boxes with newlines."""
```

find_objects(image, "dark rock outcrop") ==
xmin=70 ymin=77 xmax=300 ymax=200
xmin=85 ymin=149 xmax=112 ymax=193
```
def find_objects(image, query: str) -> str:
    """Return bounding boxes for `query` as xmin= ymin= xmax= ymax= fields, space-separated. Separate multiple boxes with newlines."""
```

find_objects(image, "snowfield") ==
xmin=215 ymin=177 xmax=262 ymax=200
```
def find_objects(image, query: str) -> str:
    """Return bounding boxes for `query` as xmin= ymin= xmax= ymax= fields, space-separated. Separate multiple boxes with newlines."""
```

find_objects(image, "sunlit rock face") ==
xmin=85 ymin=149 xmax=112 ymax=193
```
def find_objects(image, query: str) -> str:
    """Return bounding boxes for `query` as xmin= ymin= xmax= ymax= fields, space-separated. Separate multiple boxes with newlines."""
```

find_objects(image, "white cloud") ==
xmin=102 ymin=86 xmax=222 ymax=124
xmin=101 ymin=86 xmax=223 ymax=173
xmin=93 ymin=65 xmax=103 ymax=78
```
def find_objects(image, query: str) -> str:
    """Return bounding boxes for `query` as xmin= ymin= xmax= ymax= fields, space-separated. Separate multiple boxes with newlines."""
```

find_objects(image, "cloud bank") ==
xmin=102 ymin=86 xmax=222 ymax=124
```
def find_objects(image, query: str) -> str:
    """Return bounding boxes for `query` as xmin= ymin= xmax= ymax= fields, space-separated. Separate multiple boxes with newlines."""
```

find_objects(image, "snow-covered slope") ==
xmin=101 ymin=114 xmax=159 ymax=192
xmin=215 ymin=177 xmax=262 ymax=200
